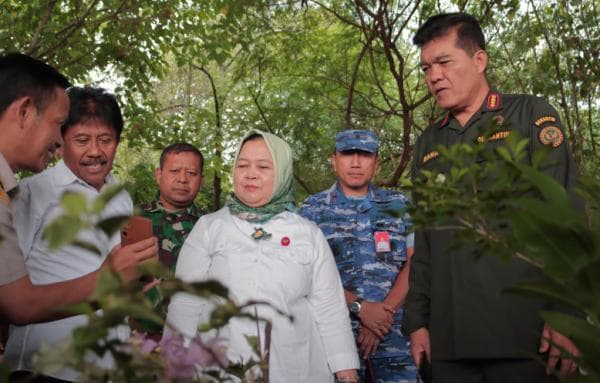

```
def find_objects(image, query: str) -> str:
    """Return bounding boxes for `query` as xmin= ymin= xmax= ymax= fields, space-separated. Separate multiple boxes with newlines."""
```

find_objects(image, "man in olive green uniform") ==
xmin=137 ymin=142 xmax=203 ymax=334
xmin=403 ymin=13 xmax=580 ymax=383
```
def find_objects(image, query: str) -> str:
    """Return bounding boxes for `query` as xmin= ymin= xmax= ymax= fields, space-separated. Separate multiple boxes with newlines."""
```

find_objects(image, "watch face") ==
xmin=350 ymin=301 xmax=361 ymax=314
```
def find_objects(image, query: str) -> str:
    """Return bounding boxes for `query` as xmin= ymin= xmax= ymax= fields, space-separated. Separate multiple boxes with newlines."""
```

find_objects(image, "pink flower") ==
xmin=159 ymin=330 xmax=229 ymax=380
xmin=127 ymin=330 xmax=159 ymax=354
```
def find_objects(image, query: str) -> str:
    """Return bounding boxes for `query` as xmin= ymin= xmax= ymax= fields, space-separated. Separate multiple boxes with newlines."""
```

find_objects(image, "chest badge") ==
xmin=251 ymin=227 xmax=272 ymax=241
xmin=281 ymin=236 xmax=291 ymax=246
xmin=476 ymin=130 xmax=511 ymax=143
xmin=374 ymin=231 xmax=391 ymax=253
xmin=538 ymin=126 xmax=564 ymax=148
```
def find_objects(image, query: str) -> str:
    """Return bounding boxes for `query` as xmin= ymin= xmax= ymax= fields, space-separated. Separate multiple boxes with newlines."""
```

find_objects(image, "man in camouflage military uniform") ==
xmin=300 ymin=130 xmax=418 ymax=383
xmin=403 ymin=13 xmax=581 ymax=382
xmin=142 ymin=142 xmax=204 ymax=271
xmin=138 ymin=142 xmax=203 ymax=334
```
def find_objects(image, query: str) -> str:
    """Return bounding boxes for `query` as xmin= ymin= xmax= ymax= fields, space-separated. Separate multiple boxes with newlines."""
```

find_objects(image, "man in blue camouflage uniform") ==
xmin=300 ymin=130 xmax=418 ymax=383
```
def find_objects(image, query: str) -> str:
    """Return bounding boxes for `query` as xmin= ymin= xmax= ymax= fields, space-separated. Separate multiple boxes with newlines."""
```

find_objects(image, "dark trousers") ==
xmin=432 ymin=359 xmax=560 ymax=383
xmin=10 ymin=371 xmax=72 ymax=383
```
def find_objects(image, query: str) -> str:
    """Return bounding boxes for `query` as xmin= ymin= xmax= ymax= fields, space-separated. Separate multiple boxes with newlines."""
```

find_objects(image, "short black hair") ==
xmin=0 ymin=52 xmax=70 ymax=116
xmin=63 ymin=86 xmax=124 ymax=140
xmin=160 ymin=142 xmax=204 ymax=175
xmin=413 ymin=12 xmax=485 ymax=55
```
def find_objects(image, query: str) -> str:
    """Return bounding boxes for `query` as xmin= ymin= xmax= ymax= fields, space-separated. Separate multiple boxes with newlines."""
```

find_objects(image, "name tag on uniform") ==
xmin=374 ymin=231 xmax=391 ymax=253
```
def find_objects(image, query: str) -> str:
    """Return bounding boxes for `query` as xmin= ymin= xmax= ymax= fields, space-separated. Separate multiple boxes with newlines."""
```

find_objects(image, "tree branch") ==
xmin=345 ymin=35 xmax=375 ymax=129
xmin=194 ymin=64 xmax=223 ymax=210
xmin=38 ymin=0 xmax=103 ymax=59
xmin=26 ymin=0 xmax=58 ymax=56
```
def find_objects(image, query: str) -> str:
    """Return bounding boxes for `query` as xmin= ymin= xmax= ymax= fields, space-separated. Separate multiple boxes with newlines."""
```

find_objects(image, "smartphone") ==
xmin=120 ymin=216 xmax=153 ymax=246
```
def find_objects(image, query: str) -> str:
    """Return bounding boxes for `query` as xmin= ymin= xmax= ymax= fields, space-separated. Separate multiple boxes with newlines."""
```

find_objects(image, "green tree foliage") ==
xmin=3 ymin=1 xmax=599 ymax=379
xmin=3 ymin=0 xmax=598 ymax=205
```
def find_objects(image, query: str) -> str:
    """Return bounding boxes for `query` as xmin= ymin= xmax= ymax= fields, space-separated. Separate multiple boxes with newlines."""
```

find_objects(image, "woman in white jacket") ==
xmin=165 ymin=129 xmax=359 ymax=383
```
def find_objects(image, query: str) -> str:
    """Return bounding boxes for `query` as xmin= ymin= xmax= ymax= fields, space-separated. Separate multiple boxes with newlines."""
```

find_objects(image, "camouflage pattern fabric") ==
xmin=141 ymin=199 xmax=201 ymax=271
xmin=133 ymin=199 xmax=201 ymax=334
xmin=335 ymin=129 xmax=379 ymax=153
xmin=300 ymin=183 xmax=418 ymax=382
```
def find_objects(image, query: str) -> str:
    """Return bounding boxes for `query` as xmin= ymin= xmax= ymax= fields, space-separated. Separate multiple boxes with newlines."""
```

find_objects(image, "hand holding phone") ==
xmin=121 ymin=216 xmax=153 ymax=246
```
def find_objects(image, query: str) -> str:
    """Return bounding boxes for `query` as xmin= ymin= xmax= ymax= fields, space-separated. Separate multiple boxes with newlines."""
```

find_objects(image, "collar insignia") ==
xmin=486 ymin=93 xmax=501 ymax=110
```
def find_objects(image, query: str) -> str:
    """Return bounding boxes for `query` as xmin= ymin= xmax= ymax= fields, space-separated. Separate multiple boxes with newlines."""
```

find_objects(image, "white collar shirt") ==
xmin=167 ymin=207 xmax=359 ymax=382
xmin=5 ymin=159 xmax=133 ymax=380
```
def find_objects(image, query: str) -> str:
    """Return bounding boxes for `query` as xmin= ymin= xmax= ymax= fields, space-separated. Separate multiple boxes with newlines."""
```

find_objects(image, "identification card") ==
xmin=374 ymin=231 xmax=391 ymax=253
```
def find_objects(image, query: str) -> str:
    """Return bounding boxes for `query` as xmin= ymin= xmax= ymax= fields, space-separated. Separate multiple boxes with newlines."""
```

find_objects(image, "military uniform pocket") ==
xmin=372 ymin=220 xmax=408 ymax=264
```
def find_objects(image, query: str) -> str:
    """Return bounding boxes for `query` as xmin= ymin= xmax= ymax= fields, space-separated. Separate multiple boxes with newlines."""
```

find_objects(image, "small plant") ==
xmin=27 ymin=185 xmax=279 ymax=382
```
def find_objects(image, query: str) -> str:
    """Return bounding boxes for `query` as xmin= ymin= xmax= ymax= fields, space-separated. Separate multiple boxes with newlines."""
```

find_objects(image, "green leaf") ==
xmin=96 ymin=215 xmax=129 ymax=238
xmin=515 ymin=163 xmax=570 ymax=207
xmin=507 ymin=279 xmax=582 ymax=311
xmin=60 ymin=191 xmax=88 ymax=215
xmin=91 ymin=269 xmax=123 ymax=301
xmin=188 ymin=279 xmax=230 ymax=299
xmin=92 ymin=184 xmax=125 ymax=215
xmin=244 ymin=334 xmax=259 ymax=352
xmin=43 ymin=215 xmax=85 ymax=250
xmin=495 ymin=146 xmax=513 ymax=162
xmin=72 ymin=325 xmax=109 ymax=351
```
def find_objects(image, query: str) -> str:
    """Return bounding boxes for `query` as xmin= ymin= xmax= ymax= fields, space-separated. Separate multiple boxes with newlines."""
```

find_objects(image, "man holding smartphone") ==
xmin=0 ymin=54 xmax=156 ymax=325
xmin=7 ymin=86 xmax=157 ymax=382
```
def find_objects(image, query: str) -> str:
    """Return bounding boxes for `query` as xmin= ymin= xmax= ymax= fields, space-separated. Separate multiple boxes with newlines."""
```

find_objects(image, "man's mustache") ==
xmin=80 ymin=158 xmax=107 ymax=166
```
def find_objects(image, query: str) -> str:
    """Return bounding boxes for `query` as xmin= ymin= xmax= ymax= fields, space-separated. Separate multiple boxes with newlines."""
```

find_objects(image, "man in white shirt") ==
xmin=0 ymin=53 xmax=157 ymax=327
xmin=7 ymin=86 xmax=156 ymax=382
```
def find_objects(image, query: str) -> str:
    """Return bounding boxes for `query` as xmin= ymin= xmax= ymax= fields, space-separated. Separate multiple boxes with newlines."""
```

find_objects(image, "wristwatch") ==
xmin=348 ymin=298 xmax=363 ymax=315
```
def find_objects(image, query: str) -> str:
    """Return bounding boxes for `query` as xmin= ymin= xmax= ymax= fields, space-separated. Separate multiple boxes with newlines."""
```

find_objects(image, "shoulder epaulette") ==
xmin=485 ymin=92 xmax=502 ymax=111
